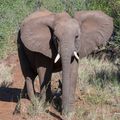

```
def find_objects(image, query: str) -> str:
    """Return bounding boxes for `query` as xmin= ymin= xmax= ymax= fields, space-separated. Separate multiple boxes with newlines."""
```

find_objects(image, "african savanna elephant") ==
xmin=17 ymin=10 xmax=113 ymax=116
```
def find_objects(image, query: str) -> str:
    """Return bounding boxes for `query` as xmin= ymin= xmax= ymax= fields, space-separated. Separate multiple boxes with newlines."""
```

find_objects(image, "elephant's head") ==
xmin=53 ymin=11 xmax=113 ymax=115
xmin=20 ymin=10 xmax=113 ymax=115
xmin=54 ymin=12 xmax=80 ymax=62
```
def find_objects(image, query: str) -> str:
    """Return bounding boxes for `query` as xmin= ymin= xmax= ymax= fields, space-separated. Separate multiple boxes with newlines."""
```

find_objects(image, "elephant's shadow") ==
xmin=0 ymin=87 xmax=21 ymax=103
xmin=0 ymin=79 xmax=62 ymax=105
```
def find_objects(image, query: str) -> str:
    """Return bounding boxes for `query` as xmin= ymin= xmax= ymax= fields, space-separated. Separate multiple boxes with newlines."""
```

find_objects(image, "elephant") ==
xmin=17 ymin=10 xmax=113 ymax=116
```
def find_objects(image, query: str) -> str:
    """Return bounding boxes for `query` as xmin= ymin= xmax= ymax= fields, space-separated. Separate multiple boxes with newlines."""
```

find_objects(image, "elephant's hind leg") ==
xmin=17 ymin=33 xmax=37 ymax=100
xmin=19 ymin=65 xmax=37 ymax=100
xmin=19 ymin=55 xmax=37 ymax=100
xmin=20 ymin=67 xmax=37 ymax=100
xmin=13 ymin=73 xmax=36 ymax=115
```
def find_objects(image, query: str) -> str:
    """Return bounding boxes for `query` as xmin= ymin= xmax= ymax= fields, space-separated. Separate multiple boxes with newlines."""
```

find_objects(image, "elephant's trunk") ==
xmin=61 ymin=53 xmax=71 ymax=114
xmin=60 ymin=44 xmax=78 ymax=115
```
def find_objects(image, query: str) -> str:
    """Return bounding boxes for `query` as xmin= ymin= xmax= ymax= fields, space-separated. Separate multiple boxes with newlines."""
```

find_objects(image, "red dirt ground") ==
xmin=0 ymin=54 xmax=25 ymax=120
xmin=0 ymin=54 xmax=76 ymax=120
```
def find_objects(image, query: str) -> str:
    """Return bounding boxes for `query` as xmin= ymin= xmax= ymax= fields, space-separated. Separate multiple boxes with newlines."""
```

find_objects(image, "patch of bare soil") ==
xmin=0 ymin=54 xmax=24 ymax=120
xmin=0 ymin=54 xmax=75 ymax=120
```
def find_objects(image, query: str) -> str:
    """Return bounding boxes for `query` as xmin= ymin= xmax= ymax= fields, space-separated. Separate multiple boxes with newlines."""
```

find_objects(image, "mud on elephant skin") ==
xmin=17 ymin=10 xmax=113 ymax=116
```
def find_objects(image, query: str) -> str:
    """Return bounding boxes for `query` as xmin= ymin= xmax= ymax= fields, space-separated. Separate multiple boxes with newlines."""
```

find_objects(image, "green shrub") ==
xmin=0 ymin=0 xmax=120 ymax=59
xmin=0 ymin=0 xmax=35 ymax=59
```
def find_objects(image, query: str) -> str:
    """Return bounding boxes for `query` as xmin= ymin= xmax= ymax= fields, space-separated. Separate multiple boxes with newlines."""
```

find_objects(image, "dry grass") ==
xmin=27 ymin=96 xmax=47 ymax=116
xmin=26 ymin=58 xmax=120 ymax=119
xmin=76 ymin=104 xmax=120 ymax=120
xmin=76 ymin=58 xmax=120 ymax=119
xmin=26 ymin=97 xmax=56 ymax=120
xmin=0 ymin=62 xmax=13 ymax=87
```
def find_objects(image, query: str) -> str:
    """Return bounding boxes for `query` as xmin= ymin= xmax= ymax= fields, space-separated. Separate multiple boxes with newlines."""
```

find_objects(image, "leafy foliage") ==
xmin=0 ymin=0 xmax=120 ymax=59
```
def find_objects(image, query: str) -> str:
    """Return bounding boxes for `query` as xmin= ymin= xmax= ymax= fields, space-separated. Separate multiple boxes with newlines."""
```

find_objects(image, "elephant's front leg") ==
xmin=25 ymin=75 xmax=36 ymax=101
xmin=37 ymin=65 xmax=53 ymax=102
xmin=37 ymin=67 xmax=45 ymax=91
xmin=37 ymin=67 xmax=47 ymax=100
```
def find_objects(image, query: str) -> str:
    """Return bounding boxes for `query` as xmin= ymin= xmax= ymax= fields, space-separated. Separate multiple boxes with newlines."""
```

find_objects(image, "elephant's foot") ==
xmin=62 ymin=101 xmax=76 ymax=119
xmin=62 ymin=106 xmax=76 ymax=120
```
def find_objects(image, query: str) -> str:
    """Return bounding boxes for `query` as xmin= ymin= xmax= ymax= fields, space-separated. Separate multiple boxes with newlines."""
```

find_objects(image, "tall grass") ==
xmin=0 ymin=0 xmax=35 ymax=58
xmin=76 ymin=58 xmax=120 ymax=119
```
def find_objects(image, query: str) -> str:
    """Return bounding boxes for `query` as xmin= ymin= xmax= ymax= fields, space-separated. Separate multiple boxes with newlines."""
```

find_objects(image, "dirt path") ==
xmin=0 ymin=54 xmax=24 ymax=120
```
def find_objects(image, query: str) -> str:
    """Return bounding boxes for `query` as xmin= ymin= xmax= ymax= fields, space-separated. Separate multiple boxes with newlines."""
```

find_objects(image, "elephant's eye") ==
xmin=75 ymin=35 xmax=79 ymax=39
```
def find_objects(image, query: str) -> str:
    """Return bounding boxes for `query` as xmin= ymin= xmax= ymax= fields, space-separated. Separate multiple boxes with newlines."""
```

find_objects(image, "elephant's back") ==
xmin=22 ymin=10 xmax=52 ymax=25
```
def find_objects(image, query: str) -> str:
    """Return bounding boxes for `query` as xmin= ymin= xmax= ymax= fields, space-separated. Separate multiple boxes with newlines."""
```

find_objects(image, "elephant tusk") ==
xmin=74 ymin=51 xmax=79 ymax=60
xmin=54 ymin=54 xmax=60 ymax=63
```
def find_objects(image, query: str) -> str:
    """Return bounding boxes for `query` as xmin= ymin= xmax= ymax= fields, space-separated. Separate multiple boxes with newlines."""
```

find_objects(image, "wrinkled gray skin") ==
xmin=18 ymin=10 xmax=113 ymax=115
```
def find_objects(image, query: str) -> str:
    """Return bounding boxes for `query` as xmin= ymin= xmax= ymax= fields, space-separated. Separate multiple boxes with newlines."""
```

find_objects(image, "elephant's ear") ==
xmin=20 ymin=11 xmax=55 ymax=58
xmin=74 ymin=11 xmax=113 ymax=58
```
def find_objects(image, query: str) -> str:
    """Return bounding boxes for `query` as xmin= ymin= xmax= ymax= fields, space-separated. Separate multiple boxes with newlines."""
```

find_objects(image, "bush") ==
xmin=0 ymin=0 xmax=120 ymax=59
xmin=0 ymin=0 xmax=35 ymax=59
